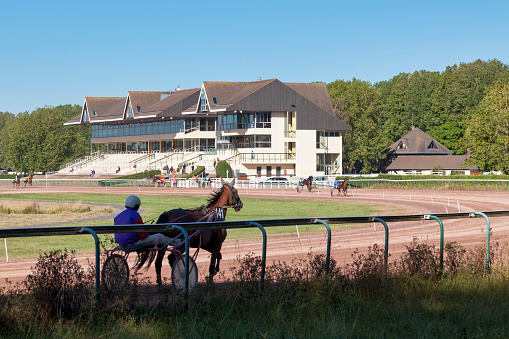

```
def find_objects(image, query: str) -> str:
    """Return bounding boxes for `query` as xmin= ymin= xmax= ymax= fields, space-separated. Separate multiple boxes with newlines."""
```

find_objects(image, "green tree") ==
xmin=8 ymin=105 xmax=89 ymax=172
xmin=463 ymin=81 xmax=509 ymax=172
xmin=0 ymin=111 xmax=15 ymax=170
xmin=328 ymin=79 xmax=388 ymax=173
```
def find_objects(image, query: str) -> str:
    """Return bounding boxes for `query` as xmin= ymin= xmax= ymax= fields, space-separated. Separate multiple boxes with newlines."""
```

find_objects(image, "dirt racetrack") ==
xmin=1 ymin=185 xmax=509 ymax=288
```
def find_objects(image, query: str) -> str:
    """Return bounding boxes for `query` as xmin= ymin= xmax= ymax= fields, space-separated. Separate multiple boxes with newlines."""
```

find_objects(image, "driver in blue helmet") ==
xmin=114 ymin=195 xmax=176 ymax=248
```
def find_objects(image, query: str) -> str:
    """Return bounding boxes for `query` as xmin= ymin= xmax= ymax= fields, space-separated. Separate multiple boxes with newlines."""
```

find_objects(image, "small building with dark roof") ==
xmin=386 ymin=127 xmax=477 ymax=175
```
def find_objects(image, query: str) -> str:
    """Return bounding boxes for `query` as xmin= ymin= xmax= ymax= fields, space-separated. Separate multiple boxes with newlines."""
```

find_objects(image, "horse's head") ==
xmin=221 ymin=177 xmax=243 ymax=211
xmin=208 ymin=178 xmax=243 ymax=212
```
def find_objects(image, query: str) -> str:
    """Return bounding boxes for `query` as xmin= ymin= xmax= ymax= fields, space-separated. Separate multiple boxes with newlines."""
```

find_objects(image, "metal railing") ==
xmin=0 ymin=210 xmax=505 ymax=300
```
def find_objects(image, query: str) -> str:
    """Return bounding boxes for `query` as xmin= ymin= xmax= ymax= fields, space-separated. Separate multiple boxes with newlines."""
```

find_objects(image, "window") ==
xmin=200 ymin=89 xmax=209 ymax=112
xmin=266 ymin=166 xmax=272 ymax=177
xmin=255 ymin=135 xmax=271 ymax=148
xmin=212 ymin=97 xmax=218 ymax=104
xmin=84 ymin=109 xmax=90 ymax=122
xmin=316 ymin=131 xmax=325 ymax=148
xmin=257 ymin=166 xmax=262 ymax=177
xmin=126 ymin=105 xmax=133 ymax=118
xmin=427 ymin=140 xmax=439 ymax=149
xmin=136 ymin=105 xmax=141 ymax=112
xmin=256 ymin=112 xmax=271 ymax=128
xmin=325 ymin=131 xmax=339 ymax=137
xmin=92 ymin=110 xmax=97 ymax=117
xmin=396 ymin=141 xmax=408 ymax=150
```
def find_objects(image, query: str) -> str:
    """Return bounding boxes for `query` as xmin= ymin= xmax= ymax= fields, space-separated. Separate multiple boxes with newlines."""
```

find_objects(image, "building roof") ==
xmin=184 ymin=79 xmax=350 ymax=131
xmin=142 ymin=88 xmax=200 ymax=118
xmin=64 ymin=97 xmax=125 ymax=125
xmin=127 ymin=91 xmax=170 ymax=119
xmin=66 ymin=79 xmax=350 ymax=132
xmin=387 ymin=127 xmax=452 ymax=155
xmin=386 ymin=155 xmax=476 ymax=171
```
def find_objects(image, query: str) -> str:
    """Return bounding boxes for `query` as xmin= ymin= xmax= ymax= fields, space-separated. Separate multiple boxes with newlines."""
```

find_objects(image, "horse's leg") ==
xmin=155 ymin=250 xmax=165 ymax=286
xmin=215 ymin=252 xmax=222 ymax=273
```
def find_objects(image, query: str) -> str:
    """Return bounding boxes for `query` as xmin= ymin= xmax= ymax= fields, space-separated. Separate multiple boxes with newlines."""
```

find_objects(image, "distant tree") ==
xmin=463 ymin=81 xmax=509 ymax=172
xmin=328 ymin=79 xmax=389 ymax=173
xmin=8 ymin=105 xmax=89 ymax=172
xmin=429 ymin=121 xmax=465 ymax=154
xmin=0 ymin=111 xmax=15 ymax=170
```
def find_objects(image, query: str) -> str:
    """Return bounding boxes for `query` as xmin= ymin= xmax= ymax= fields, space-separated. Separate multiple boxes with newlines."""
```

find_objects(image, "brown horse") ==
xmin=23 ymin=177 xmax=32 ymax=188
xmin=297 ymin=175 xmax=313 ymax=193
xmin=135 ymin=178 xmax=243 ymax=285
xmin=12 ymin=177 xmax=20 ymax=188
xmin=331 ymin=177 xmax=350 ymax=196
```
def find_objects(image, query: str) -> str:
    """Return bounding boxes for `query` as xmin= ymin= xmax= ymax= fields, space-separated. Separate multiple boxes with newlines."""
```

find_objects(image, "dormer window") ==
xmin=427 ymin=140 xmax=439 ymax=149
xmin=136 ymin=105 xmax=141 ymax=112
xmin=200 ymin=89 xmax=209 ymax=112
xmin=212 ymin=97 xmax=218 ymax=104
xmin=92 ymin=111 xmax=97 ymax=117
xmin=396 ymin=141 xmax=408 ymax=150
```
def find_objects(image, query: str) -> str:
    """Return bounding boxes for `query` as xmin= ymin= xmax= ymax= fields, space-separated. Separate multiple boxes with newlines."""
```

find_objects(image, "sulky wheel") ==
xmin=296 ymin=186 xmax=300 ymax=193
xmin=330 ymin=189 xmax=334 ymax=197
xmin=102 ymin=254 xmax=129 ymax=292
xmin=171 ymin=256 xmax=198 ymax=291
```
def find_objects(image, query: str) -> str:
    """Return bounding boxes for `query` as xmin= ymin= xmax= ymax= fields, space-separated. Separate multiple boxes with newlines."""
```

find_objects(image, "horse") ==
xmin=23 ymin=177 xmax=32 ymax=188
xmin=297 ymin=175 xmax=313 ymax=193
xmin=150 ymin=174 xmax=165 ymax=187
xmin=135 ymin=177 xmax=243 ymax=285
xmin=331 ymin=177 xmax=350 ymax=196
xmin=12 ymin=177 xmax=20 ymax=188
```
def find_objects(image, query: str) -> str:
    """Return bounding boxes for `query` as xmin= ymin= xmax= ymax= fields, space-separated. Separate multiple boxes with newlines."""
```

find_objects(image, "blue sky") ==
xmin=1 ymin=0 xmax=508 ymax=114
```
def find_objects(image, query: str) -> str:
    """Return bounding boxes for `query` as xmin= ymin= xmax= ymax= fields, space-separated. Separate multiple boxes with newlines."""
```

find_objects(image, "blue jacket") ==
xmin=114 ymin=208 xmax=143 ymax=245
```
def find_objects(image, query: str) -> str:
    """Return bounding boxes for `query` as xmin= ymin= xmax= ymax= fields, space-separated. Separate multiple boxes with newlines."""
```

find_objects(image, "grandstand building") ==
xmin=64 ymin=79 xmax=351 ymax=178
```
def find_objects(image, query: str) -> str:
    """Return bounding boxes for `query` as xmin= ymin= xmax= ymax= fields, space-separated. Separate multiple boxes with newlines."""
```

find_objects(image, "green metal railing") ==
xmin=0 ymin=210 xmax=506 ymax=299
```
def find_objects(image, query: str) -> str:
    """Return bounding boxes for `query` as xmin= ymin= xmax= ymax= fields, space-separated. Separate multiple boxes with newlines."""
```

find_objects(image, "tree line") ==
xmin=2 ymin=59 xmax=509 ymax=173
xmin=0 ymin=105 xmax=89 ymax=173
xmin=328 ymin=59 xmax=509 ymax=173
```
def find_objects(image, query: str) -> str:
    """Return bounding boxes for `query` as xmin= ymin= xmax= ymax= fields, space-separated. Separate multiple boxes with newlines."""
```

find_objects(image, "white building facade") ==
xmin=64 ymin=79 xmax=351 ymax=178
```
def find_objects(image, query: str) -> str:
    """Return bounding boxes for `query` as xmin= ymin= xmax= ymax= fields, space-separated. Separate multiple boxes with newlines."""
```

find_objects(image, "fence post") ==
xmin=248 ymin=221 xmax=267 ymax=289
xmin=314 ymin=219 xmax=331 ymax=274
xmin=426 ymin=215 xmax=444 ymax=270
xmin=169 ymin=225 xmax=190 ymax=298
xmin=472 ymin=212 xmax=491 ymax=273
xmin=372 ymin=217 xmax=389 ymax=267
xmin=77 ymin=227 xmax=100 ymax=301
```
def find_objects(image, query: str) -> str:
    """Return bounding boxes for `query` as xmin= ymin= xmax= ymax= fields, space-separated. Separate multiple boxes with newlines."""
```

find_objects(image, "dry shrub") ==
xmin=344 ymin=244 xmax=389 ymax=295
xmin=23 ymin=249 xmax=94 ymax=319
xmin=394 ymin=239 xmax=441 ymax=280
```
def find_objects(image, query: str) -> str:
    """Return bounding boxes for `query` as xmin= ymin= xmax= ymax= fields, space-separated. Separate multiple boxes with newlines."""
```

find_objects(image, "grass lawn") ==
xmin=0 ymin=192 xmax=407 ymax=260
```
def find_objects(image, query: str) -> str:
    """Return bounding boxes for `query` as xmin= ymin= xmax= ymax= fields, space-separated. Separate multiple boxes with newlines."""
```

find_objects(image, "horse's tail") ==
xmin=133 ymin=249 xmax=157 ymax=271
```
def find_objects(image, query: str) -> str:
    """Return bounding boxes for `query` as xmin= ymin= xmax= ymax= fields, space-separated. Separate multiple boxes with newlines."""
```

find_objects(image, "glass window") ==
xmin=138 ymin=142 xmax=147 ymax=152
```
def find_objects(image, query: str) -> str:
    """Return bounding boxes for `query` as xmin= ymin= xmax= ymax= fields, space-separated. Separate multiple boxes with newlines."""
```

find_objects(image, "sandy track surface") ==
xmin=1 ymin=185 xmax=509 ymax=287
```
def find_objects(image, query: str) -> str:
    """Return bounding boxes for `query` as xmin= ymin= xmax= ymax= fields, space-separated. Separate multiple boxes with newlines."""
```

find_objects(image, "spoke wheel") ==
xmin=171 ymin=257 xmax=198 ymax=291
xmin=102 ymin=254 xmax=129 ymax=292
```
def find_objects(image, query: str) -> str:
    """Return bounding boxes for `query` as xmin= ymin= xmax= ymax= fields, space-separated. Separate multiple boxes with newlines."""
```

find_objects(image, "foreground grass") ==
xmin=2 ymin=244 xmax=509 ymax=338
xmin=0 ymin=192 xmax=402 ymax=260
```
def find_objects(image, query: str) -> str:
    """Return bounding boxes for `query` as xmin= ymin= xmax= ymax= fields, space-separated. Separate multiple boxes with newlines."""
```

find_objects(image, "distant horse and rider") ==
xmin=12 ymin=173 xmax=33 ymax=189
xmin=297 ymin=175 xmax=313 ymax=193
xmin=24 ymin=175 xmax=33 ymax=188
xmin=331 ymin=177 xmax=350 ymax=196
xmin=12 ymin=176 xmax=20 ymax=189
